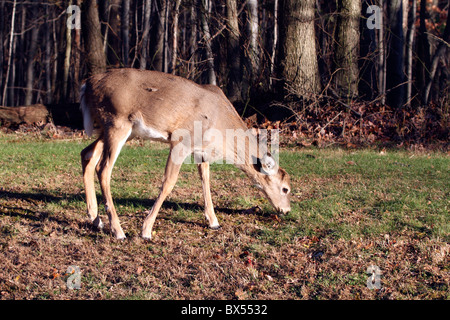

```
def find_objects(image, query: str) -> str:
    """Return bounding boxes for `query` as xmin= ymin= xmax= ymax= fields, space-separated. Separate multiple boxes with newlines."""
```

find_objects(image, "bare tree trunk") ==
xmin=402 ymin=0 xmax=409 ymax=32
xmin=73 ymin=0 xmax=81 ymax=102
xmin=0 ymin=0 xmax=4 ymax=99
xmin=15 ymin=5 xmax=26 ymax=105
xmin=100 ymin=1 xmax=109 ymax=54
xmin=107 ymin=0 xmax=122 ymax=67
xmin=247 ymin=0 xmax=259 ymax=79
xmin=44 ymin=5 xmax=52 ymax=104
xmin=270 ymin=0 xmax=278 ymax=89
xmin=359 ymin=0 xmax=377 ymax=100
xmin=405 ymin=0 xmax=417 ymax=107
xmin=189 ymin=2 xmax=198 ymax=78
xmin=62 ymin=0 xmax=72 ymax=102
xmin=333 ymin=0 xmax=361 ymax=98
xmin=154 ymin=0 xmax=167 ymax=72
xmin=226 ymin=0 xmax=242 ymax=102
xmin=131 ymin=0 xmax=140 ymax=67
xmin=182 ymin=7 xmax=187 ymax=57
xmin=51 ymin=18 xmax=58 ymax=102
xmin=2 ymin=0 xmax=17 ymax=106
xmin=171 ymin=0 xmax=182 ymax=74
xmin=279 ymin=0 xmax=321 ymax=97
xmin=8 ymin=33 xmax=17 ymax=106
xmin=378 ymin=0 xmax=386 ymax=105
xmin=386 ymin=0 xmax=405 ymax=108
xmin=163 ymin=0 xmax=170 ymax=73
xmin=200 ymin=0 xmax=216 ymax=85
xmin=416 ymin=0 xmax=431 ymax=104
xmin=82 ymin=0 xmax=107 ymax=76
xmin=140 ymin=0 xmax=152 ymax=69
xmin=424 ymin=0 xmax=450 ymax=105
xmin=121 ymin=0 xmax=130 ymax=67
xmin=54 ymin=10 xmax=66 ymax=103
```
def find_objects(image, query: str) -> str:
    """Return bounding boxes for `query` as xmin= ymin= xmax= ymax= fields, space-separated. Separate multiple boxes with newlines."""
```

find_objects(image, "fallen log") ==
xmin=0 ymin=104 xmax=49 ymax=126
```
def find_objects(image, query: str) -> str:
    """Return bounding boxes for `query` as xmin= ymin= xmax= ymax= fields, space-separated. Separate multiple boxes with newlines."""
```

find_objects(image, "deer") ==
xmin=80 ymin=68 xmax=291 ymax=240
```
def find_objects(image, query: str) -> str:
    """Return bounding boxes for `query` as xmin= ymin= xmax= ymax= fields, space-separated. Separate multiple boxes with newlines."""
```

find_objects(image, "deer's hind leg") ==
xmin=96 ymin=124 xmax=132 ymax=239
xmin=81 ymin=136 xmax=105 ymax=229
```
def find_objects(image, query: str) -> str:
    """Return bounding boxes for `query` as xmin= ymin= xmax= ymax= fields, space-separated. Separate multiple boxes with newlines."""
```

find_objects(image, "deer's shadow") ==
xmin=0 ymin=189 xmax=260 ymax=236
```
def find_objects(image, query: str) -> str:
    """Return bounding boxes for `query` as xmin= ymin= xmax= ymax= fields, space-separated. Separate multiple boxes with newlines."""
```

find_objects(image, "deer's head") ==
xmin=252 ymin=154 xmax=291 ymax=214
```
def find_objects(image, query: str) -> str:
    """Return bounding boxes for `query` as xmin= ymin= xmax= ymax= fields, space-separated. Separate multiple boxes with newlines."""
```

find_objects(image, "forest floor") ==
xmin=0 ymin=131 xmax=448 ymax=300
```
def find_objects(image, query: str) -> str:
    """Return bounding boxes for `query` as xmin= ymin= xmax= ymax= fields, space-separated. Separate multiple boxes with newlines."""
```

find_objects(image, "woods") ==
xmin=0 ymin=0 xmax=448 ymax=123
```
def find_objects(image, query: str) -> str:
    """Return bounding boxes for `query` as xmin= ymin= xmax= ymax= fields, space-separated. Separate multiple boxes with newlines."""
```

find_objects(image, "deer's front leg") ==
xmin=197 ymin=162 xmax=220 ymax=229
xmin=142 ymin=150 xmax=184 ymax=240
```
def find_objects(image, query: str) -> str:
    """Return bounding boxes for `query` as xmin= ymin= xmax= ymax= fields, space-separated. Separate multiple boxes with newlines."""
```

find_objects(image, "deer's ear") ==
xmin=253 ymin=154 xmax=277 ymax=175
xmin=261 ymin=154 xmax=277 ymax=175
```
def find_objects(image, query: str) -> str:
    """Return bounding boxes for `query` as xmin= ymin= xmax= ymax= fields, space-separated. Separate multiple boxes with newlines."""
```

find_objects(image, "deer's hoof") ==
xmin=93 ymin=217 xmax=104 ymax=230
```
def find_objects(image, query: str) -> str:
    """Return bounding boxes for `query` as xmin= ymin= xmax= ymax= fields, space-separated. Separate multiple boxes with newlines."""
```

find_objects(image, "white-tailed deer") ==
xmin=80 ymin=68 xmax=291 ymax=240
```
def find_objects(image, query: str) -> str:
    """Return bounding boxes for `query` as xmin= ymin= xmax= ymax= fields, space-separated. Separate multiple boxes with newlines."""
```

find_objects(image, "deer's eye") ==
xmin=282 ymin=187 xmax=290 ymax=195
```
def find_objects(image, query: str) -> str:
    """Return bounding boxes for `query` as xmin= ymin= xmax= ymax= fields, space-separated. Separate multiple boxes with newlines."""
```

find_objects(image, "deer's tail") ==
xmin=80 ymin=83 xmax=94 ymax=137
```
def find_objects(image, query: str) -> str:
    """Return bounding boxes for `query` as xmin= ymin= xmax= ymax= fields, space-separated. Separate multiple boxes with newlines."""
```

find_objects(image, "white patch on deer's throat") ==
xmin=132 ymin=118 xmax=168 ymax=142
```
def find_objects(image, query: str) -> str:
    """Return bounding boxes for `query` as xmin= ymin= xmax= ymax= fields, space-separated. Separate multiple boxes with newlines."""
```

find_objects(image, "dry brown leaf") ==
xmin=234 ymin=288 xmax=248 ymax=300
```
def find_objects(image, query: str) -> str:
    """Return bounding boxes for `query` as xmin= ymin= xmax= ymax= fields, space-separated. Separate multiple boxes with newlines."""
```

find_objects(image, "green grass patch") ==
xmin=0 ymin=133 xmax=448 ymax=300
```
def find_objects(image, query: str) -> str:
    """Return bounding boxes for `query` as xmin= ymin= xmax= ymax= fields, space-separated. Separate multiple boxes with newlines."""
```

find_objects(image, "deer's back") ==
xmin=85 ymin=68 xmax=244 ymax=134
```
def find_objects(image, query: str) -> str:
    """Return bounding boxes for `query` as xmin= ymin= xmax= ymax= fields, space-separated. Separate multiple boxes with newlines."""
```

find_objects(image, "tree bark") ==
xmin=423 ymin=0 xmax=450 ymax=105
xmin=44 ymin=5 xmax=52 ymax=104
xmin=82 ymin=0 xmax=107 ymax=76
xmin=140 ymin=0 xmax=152 ymax=70
xmin=107 ymin=0 xmax=122 ymax=67
xmin=405 ymin=0 xmax=417 ymax=107
xmin=189 ymin=2 xmax=198 ymax=77
xmin=200 ymin=0 xmax=217 ymax=85
xmin=333 ymin=0 xmax=361 ymax=98
xmin=171 ymin=0 xmax=182 ymax=74
xmin=0 ymin=0 xmax=4 ymax=98
xmin=279 ymin=0 xmax=321 ymax=97
xmin=121 ymin=0 xmax=130 ymax=67
xmin=386 ymin=0 xmax=405 ymax=108
xmin=62 ymin=0 xmax=72 ymax=102
xmin=416 ymin=0 xmax=431 ymax=102
xmin=73 ymin=0 xmax=81 ymax=102
xmin=16 ymin=5 xmax=26 ymax=105
xmin=2 ymin=0 xmax=17 ymax=106
xmin=153 ymin=0 xmax=167 ymax=72
xmin=247 ymin=0 xmax=260 ymax=79
xmin=226 ymin=0 xmax=242 ymax=102
xmin=51 ymin=18 xmax=58 ymax=103
xmin=163 ymin=0 xmax=170 ymax=73
xmin=378 ymin=0 xmax=386 ymax=105
xmin=99 ymin=1 xmax=109 ymax=43
xmin=359 ymin=0 xmax=378 ymax=100
xmin=270 ymin=0 xmax=279 ymax=89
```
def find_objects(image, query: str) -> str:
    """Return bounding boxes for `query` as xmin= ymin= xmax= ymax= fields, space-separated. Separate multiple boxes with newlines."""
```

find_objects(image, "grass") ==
xmin=0 ymin=132 xmax=449 ymax=300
